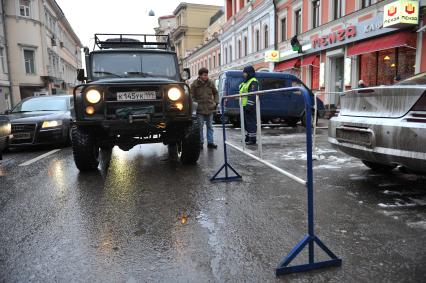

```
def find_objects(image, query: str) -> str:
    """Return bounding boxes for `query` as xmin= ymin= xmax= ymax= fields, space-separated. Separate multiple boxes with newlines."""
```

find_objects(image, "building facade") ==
xmin=4 ymin=0 xmax=82 ymax=106
xmin=170 ymin=3 xmax=222 ymax=68
xmin=184 ymin=9 xmax=225 ymax=81
xmin=220 ymin=0 xmax=275 ymax=72
xmin=0 ymin=1 xmax=11 ymax=112
xmin=274 ymin=0 xmax=426 ymax=106
xmin=154 ymin=15 xmax=176 ymax=43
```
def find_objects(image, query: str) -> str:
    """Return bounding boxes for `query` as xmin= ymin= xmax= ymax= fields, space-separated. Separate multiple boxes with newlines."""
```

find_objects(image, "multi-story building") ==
xmin=274 ymin=0 xmax=426 ymax=107
xmin=0 ymin=1 xmax=11 ymax=112
xmin=220 ymin=0 xmax=276 ymax=72
xmin=154 ymin=15 xmax=176 ymax=43
xmin=170 ymin=3 xmax=222 ymax=68
xmin=184 ymin=8 xmax=225 ymax=81
xmin=4 ymin=0 xmax=82 ymax=106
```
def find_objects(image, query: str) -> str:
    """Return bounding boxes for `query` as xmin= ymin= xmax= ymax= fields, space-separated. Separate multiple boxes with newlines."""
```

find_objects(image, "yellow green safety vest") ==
xmin=239 ymin=77 xmax=258 ymax=107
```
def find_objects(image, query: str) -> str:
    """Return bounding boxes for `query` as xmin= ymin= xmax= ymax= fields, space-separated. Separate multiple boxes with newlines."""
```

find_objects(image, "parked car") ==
xmin=329 ymin=72 xmax=426 ymax=173
xmin=5 ymin=95 xmax=73 ymax=147
xmin=217 ymin=70 xmax=325 ymax=127
xmin=0 ymin=115 xmax=11 ymax=159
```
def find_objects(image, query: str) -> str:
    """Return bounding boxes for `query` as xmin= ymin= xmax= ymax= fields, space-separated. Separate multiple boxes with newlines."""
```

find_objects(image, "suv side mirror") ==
xmin=4 ymin=109 xmax=11 ymax=115
xmin=77 ymin=69 xmax=86 ymax=82
xmin=182 ymin=68 xmax=190 ymax=81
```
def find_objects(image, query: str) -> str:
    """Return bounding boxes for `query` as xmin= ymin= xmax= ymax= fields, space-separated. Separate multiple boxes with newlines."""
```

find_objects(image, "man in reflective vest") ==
xmin=239 ymin=65 xmax=259 ymax=145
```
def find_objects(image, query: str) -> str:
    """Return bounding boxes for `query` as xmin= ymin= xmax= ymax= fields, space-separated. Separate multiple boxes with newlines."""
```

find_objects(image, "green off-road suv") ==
xmin=72 ymin=34 xmax=200 ymax=171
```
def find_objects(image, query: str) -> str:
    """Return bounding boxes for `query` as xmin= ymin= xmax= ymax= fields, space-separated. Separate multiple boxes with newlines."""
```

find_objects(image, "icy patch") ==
xmin=382 ymin=190 xmax=402 ymax=196
xmin=378 ymin=199 xmax=417 ymax=208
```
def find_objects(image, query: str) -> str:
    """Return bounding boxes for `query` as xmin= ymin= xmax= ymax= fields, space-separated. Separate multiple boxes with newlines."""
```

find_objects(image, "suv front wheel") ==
xmin=169 ymin=122 xmax=201 ymax=164
xmin=71 ymin=125 xmax=100 ymax=171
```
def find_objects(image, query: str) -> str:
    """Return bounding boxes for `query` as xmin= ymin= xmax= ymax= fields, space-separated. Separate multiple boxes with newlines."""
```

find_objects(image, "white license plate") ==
xmin=116 ymin=91 xmax=157 ymax=101
xmin=13 ymin=132 xmax=31 ymax=140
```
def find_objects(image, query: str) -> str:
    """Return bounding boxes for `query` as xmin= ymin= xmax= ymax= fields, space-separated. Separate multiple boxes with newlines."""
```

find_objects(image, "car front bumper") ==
xmin=328 ymin=113 xmax=426 ymax=172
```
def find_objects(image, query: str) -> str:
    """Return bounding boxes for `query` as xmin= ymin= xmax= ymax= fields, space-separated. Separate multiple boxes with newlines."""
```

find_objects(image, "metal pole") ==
xmin=221 ymin=102 xmax=229 ymax=178
xmin=302 ymin=88 xmax=315 ymax=264
xmin=239 ymin=95 xmax=246 ymax=151
xmin=256 ymin=94 xmax=262 ymax=159
xmin=313 ymin=92 xmax=318 ymax=159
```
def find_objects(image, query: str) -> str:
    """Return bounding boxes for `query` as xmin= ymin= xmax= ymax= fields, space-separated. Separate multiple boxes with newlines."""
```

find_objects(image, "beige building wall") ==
xmin=4 ymin=0 xmax=82 ymax=106
xmin=171 ymin=3 xmax=222 ymax=67
xmin=154 ymin=15 xmax=176 ymax=43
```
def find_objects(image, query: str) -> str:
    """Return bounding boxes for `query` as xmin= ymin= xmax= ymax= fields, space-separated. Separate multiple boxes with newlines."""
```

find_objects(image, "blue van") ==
xmin=217 ymin=70 xmax=324 ymax=127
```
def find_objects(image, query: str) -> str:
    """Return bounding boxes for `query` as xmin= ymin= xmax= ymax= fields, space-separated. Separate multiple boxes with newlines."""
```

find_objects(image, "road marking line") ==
xmin=19 ymin=149 xmax=62 ymax=166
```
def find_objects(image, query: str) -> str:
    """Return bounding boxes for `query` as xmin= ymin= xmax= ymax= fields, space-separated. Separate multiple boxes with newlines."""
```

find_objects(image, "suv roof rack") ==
xmin=94 ymin=33 xmax=172 ymax=51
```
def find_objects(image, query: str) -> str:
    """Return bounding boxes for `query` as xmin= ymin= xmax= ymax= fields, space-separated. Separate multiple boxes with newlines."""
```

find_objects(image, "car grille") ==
xmin=105 ymin=86 xmax=164 ymax=119
xmin=11 ymin=123 xmax=36 ymax=144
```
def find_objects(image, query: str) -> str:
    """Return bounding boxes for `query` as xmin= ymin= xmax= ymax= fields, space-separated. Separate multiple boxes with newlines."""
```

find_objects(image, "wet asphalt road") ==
xmin=1 ymin=123 xmax=426 ymax=282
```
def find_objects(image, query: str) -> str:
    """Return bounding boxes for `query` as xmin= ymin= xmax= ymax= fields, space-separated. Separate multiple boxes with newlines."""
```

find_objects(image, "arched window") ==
xmin=264 ymin=25 xmax=269 ymax=49
xmin=255 ymin=29 xmax=260 ymax=52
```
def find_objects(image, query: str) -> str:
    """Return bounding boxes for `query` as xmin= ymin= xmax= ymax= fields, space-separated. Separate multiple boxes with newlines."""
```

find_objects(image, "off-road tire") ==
xmin=71 ymin=125 xmax=99 ymax=171
xmin=301 ymin=110 xmax=318 ymax=127
xmin=285 ymin=118 xmax=299 ymax=127
xmin=362 ymin=160 xmax=396 ymax=172
xmin=180 ymin=121 xmax=201 ymax=164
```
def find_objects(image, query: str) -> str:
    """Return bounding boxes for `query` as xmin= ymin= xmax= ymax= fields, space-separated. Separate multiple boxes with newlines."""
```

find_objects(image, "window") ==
xmin=228 ymin=46 xmax=232 ymax=62
xmin=23 ymin=49 xmax=35 ymax=74
xmin=333 ymin=0 xmax=343 ymax=20
xmin=243 ymin=36 xmax=248 ymax=56
xmin=295 ymin=9 xmax=302 ymax=35
xmin=361 ymin=0 xmax=372 ymax=8
xmin=0 ymin=47 xmax=5 ymax=73
xmin=213 ymin=55 xmax=216 ymax=68
xmin=225 ymin=48 xmax=228 ymax=64
xmin=238 ymin=40 xmax=241 ymax=59
xmin=312 ymin=1 xmax=320 ymax=28
xmin=255 ymin=29 xmax=260 ymax=51
xmin=209 ymin=57 xmax=212 ymax=69
xmin=19 ymin=0 xmax=31 ymax=17
xmin=218 ymin=52 xmax=221 ymax=66
xmin=280 ymin=18 xmax=287 ymax=42
xmin=264 ymin=25 xmax=269 ymax=49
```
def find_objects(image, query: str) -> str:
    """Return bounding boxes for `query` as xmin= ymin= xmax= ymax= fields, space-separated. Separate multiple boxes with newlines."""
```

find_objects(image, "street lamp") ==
xmin=148 ymin=9 xmax=155 ymax=16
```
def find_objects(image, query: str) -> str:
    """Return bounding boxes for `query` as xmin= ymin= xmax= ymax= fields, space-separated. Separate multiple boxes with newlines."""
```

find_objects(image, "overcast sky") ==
xmin=56 ymin=0 xmax=223 ymax=48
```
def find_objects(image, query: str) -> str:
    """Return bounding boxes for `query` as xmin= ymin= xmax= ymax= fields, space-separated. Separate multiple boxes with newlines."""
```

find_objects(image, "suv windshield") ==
xmin=13 ymin=97 xmax=69 ymax=112
xmin=92 ymin=52 xmax=178 ymax=80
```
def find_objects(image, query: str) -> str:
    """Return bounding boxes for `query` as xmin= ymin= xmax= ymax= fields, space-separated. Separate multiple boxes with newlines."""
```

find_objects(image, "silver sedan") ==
xmin=328 ymin=72 xmax=426 ymax=173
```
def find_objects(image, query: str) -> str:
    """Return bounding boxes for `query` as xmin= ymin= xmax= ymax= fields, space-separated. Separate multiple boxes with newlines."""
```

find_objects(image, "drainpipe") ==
xmin=272 ymin=0 xmax=278 ymax=72
xmin=2 ymin=0 xmax=14 ymax=107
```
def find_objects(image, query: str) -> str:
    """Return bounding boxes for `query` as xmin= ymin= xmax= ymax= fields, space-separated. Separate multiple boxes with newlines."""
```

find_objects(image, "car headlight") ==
xmin=168 ymin=87 xmax=182 ymax=101
xmin=42 ymin=120 xmax=63 ymax=128
xmin=86 ymin=89 xmax=101 ymax=104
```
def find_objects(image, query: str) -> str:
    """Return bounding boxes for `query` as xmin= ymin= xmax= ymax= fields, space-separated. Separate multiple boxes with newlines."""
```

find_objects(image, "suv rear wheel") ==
xmin=362 ymin=160 xmax=396 ymax=172
xmin=72 ymin=125 xmax=100 ymax=171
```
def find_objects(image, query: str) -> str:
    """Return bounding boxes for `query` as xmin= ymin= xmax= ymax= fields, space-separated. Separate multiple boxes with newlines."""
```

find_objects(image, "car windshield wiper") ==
xmin=93 ymin=71 xmax=123 ymax=78
xmin=125 ymin=71 xmax=156 ymax=77
xmin=11 ymin=111 xmax=30 ymax=113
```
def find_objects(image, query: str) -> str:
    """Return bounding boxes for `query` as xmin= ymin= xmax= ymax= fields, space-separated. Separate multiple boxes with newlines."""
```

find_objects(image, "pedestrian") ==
xmin=190 ymin=67 xmax=219 ymax=149
xmin=239 ymin=65 xmax=259 ymax=145
xmin=358 ymin=80 xmax=366 ymax=88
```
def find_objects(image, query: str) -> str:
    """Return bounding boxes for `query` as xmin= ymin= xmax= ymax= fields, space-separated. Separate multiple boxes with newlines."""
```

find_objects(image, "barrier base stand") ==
xmin=276 ymin=234 xmax=342 ymax=276
xmin=210 ymin=162 xmax=242 ymax=182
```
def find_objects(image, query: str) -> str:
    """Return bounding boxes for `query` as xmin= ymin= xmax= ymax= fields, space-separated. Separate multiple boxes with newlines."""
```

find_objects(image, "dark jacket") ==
xmin=190 ymin=78 xmax=219 ymax=115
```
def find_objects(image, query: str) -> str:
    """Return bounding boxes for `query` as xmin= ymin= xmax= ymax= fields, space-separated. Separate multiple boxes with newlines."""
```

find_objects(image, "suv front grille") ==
xmin=105 ymin=86 xmax=164 ymax=119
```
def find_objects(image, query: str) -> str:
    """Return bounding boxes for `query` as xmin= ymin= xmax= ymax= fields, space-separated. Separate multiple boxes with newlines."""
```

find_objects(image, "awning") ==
xmin=301 ymin=54 xmax=319 ymax=67
xmin=347 ymin=32 xmax=417 ymax=57
xmin=274 ymin=58 xmax=300 ymax=71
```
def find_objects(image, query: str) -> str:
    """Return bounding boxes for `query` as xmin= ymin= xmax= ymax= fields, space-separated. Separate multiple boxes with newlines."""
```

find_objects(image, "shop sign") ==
xmin=264 ymin=50 xmax=280 ymax=62
xmin=383 ymin=0 xmax=419 ymax=28
xmin=312 ymin=26 xmax=357 ymax=49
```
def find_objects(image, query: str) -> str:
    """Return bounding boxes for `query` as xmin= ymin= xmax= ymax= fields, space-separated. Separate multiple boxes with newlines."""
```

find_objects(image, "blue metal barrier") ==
xmin=211 ymin=86 xmax=342 ymax=276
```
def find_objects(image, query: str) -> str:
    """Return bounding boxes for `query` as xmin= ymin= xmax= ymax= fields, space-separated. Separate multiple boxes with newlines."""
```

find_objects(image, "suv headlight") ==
xmin=86 ymin=89 xmax=101 ymax=104
xmin=168 ymin=87 xmax=182 ymax=101
xmin=42 ymin=120 xmax=63 ymax=128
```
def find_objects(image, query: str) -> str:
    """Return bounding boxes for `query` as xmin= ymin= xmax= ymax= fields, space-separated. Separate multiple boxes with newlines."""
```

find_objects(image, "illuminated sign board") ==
xmin=264 ymin=50 xmax=280 ymax=62
xmin=383 ymin=0 xmax=419 ymax=28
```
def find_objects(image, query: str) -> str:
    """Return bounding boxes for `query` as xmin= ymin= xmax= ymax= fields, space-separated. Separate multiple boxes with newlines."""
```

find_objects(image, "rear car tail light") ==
xmin=411 ymin=92 xmax=426 ymax=111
